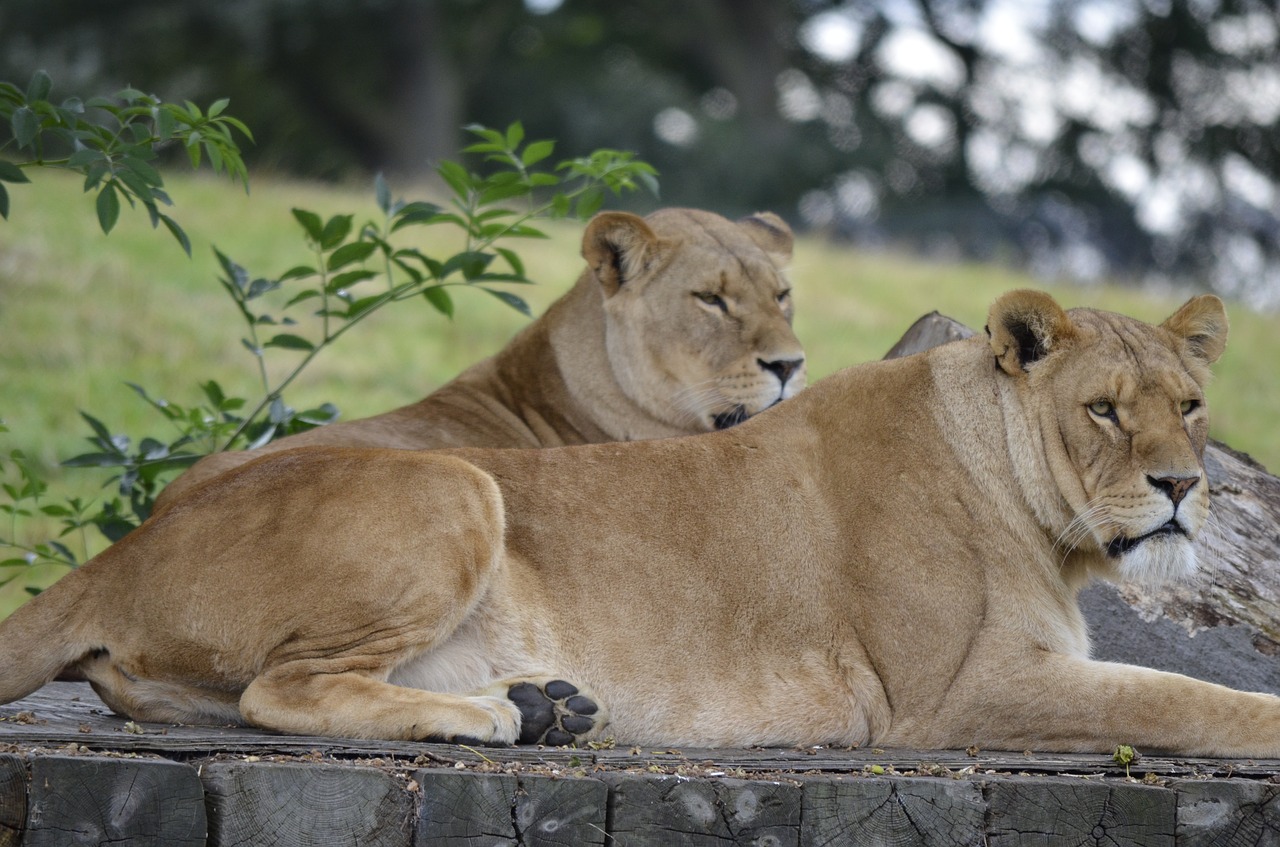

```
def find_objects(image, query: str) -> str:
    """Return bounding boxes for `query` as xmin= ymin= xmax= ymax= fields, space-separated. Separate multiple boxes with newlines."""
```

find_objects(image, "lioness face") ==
xmin=1003 ymin=300 xmax=1223 ymax=591
xmin=585 ymin=209 xmax=807 ymax=432
xmin=989 ymin=291 xmax=1228 ymax=585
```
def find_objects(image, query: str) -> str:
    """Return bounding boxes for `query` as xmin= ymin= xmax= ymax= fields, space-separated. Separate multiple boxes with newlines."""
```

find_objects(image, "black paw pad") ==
xmin=509 ymin=679 xmax=600 ymax=746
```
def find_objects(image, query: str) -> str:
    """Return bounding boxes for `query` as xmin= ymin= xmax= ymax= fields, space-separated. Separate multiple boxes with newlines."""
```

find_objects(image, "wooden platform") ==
xmin=2 ymin=684 xmax=1279 ymax=845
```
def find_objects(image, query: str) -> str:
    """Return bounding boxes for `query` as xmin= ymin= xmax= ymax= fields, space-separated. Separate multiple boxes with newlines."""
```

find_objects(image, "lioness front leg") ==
xmin=241 ymin=666 xmax=524 ymax=742
xmin=925 ymin=653 xmax=1280 ymax=757
xmin=240 ymin=669 xmax=605 ymax=745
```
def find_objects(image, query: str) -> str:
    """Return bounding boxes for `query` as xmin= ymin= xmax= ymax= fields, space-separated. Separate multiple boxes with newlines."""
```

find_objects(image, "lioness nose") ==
xmin=1148 ymin=474 xmax=1200 ymax=505
xmin=759 ymin=357 xmax=804 ymax=386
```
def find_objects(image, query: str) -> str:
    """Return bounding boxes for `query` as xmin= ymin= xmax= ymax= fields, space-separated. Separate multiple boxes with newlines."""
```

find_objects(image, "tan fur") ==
xmin=157 ymin=207 xmax=806 ymax=507
xmin=7 ymin=290 xmax=1279 ymax=756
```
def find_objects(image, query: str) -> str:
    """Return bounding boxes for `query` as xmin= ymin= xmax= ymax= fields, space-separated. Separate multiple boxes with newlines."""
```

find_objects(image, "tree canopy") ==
xmin=2 ymin=0 xmax=1277 ymax=306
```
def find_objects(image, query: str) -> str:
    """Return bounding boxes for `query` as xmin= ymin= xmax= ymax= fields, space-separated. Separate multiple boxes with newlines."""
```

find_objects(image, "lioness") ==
xmin=156 ymin=207 xmax=806 ymax=506
xmin=5 ymin=290 xmax=1275 ymax=756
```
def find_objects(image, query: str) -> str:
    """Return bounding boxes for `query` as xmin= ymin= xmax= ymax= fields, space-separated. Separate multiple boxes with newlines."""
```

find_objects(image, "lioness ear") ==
xmin=581 ymin=211 xmax=663 ymax=297
xmin=1161 ymin=294 xmax=1228 ymax=367
xmin=737 ymin=212 xmax=793 ymax=268
xmin=986 ymin=289 xmax=1076 ymax=376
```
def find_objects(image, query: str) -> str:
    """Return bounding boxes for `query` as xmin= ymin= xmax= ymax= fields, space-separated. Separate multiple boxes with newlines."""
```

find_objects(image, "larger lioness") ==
xmin=156 ymin=207 xmax=806 ymax=506
xmin=6 ymin=289 xmax=1277 ymax=756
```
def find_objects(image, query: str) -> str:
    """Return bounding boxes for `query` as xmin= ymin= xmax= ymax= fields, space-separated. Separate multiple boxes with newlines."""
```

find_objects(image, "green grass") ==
xmin=2 ymin=169 xmax=1278 ymax=609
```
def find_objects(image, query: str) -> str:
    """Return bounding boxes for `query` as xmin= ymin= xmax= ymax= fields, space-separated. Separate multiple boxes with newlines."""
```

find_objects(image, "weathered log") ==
xmin=202 ymin=760 xmax=413 ymax=847
xmin=883 ymin=312 xmax=1280 ymax=694
xmin=986 ymin=777 xmax=1176 ymax=846
xmin=800 ymin=776 xmax=985 ymax=847
xmin=0 ymin=755 xmax=24 ymax=847
xmin=601 ymin=773 xmax=801 ymax=847
xmin=414 ymin=769 xmax=608 ymax=847
xmin=24 ymin=755 xmax=205 ymax=846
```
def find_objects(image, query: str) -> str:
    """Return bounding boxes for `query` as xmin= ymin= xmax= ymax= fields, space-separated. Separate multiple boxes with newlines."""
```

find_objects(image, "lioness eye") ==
xmin=695 ymin=292 xmax=728 ymax=312
xmin=1088 ymin=400 xmax=1115 ymax=418
xmin=776 ymin=289 xmax=791 ymax=304
xmin=1180 ymin=399 xmax=1200 ymax=415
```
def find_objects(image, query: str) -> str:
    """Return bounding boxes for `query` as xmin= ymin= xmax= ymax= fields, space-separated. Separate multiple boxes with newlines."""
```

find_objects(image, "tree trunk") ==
xmin=884 ymin=312 xmax=1280 ymax=694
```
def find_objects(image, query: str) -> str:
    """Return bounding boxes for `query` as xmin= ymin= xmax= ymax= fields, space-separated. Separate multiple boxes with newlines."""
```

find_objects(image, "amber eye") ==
xmin=1088 ymin=400 xmax=1115 ymax=418
xmin=695 ymin=292 xmax=728 ymax=312
xmin=1180 ymin=399 xmax=1200 ymax=415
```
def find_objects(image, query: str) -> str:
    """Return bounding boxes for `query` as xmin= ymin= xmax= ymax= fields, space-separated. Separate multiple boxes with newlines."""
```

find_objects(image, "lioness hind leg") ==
xmin=487 ymin=676 xmax=606 ymax=746
xmin=240 ymin=667 xmax=522 ymax=743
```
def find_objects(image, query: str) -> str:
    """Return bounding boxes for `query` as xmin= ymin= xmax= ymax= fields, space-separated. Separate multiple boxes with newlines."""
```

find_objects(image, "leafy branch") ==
xmin=0 ymin=69 xmax=252 ymax=254
xmin=1 ymin=115 xmax=657 ymax=585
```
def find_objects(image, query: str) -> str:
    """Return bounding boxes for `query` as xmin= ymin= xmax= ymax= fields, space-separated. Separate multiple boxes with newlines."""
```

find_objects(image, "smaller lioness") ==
xmin=157 ymin=207 xmax=806 ymax=506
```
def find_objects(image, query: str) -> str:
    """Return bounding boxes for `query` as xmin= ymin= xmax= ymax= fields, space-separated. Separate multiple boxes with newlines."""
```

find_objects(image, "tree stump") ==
xmin=882 ymin=312 xmax=1280 ymax=695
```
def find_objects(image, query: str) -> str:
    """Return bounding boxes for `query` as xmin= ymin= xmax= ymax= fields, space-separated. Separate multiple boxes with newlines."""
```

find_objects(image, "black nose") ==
xmin=758 ymin=357 xmax=804 ymax=386
xmin=1148 ymin=474 xmax=1200 ymax=506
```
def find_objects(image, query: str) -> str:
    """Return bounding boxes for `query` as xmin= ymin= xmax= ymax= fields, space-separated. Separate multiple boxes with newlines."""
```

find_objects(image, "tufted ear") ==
xmin=1161 ymin=294 xmax=1228 ymax=367
xmin=581 ymin=211 xmax=665 ymax=297
xmin=986 ymin=289 xmax=1077 ymax=376
xmin=736 ymin=212 xmax=793 ymax=268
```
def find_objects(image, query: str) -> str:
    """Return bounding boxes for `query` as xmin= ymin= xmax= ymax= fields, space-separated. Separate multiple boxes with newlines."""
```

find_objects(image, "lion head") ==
xmin=987 ymin=290 xmax=1229 ymax=585
xmin=580 ymin=208 xmax=806 ymax=432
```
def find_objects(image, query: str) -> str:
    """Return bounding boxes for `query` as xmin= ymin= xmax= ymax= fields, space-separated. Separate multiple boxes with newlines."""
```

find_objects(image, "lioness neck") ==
xmin=538 ymin=273 xmax=698 ymax=442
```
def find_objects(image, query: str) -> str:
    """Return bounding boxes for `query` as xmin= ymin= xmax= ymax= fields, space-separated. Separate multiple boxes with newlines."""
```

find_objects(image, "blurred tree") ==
xmin=2 ymin=0 xmax=1278 ymax=305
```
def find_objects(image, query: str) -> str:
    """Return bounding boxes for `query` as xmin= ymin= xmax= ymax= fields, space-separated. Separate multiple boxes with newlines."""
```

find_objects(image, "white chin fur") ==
xmin=1118 ymin=536 xmax=1199 ymax=585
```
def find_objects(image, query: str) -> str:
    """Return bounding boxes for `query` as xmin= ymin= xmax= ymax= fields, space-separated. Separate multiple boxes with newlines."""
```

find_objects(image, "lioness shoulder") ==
xmin=158 ymin=207 xmax=806 ymax=505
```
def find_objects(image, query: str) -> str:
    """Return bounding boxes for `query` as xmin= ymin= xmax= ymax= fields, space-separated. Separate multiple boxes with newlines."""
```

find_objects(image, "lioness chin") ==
xmin=6 ymin=289 xmax=1278 ymax=757
xmin=156 ymin=207 xmax=806 ymax=507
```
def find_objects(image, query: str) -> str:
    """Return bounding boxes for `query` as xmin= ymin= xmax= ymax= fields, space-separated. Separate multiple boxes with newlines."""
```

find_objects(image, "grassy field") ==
xmin=2 ymin=169 xmax=1278 ymax=605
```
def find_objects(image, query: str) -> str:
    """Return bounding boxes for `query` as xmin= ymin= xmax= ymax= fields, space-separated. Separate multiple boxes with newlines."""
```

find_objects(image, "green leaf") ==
xmin=436 ymin=160 xmax=472 ymax=198
xmin=327 ymin=240 xmax=377 ymax=271
xmin=0 ymin=161 xmax=30 ymax=184
xmin=504 ymin=121 xmax=525 ymax=150
xmin=423 ymin=285 xmax=454 ymax=318
xmin=374 ymin=172 xmax=391 ymax=214
xmin=440 ymin=250 xmax=495 ymax=280
xmin=154 ymin=106 xmax=176 ymax=140
xmin=96 ymin=183 xmax=121 ymax=234
xmin=0 ymin=183 xmax=8 ymax=220
xmin=575 ymin=186 xmax=605 ymax=219
xmin=264 ymin=334 xmax=315 ymax=351
xmin=319 ymin=214 xmax=353 ymax=250
xmin=390 ymin=201 xmax=444 ymax=232
xmin=477 ymin=181 xmax=532 ymax=206
xmin=61 ymin=452 xmax=126 ymax=469
xmin=327 ymin=269 xmax=378 ymax=292
xmin=291 ymin=208 xmax=324 ymax=242
xmin=157 ymin=212 xmax=192 ymax=257
xmin=11 ymin=106 xmax=38 ymax=149
xmin=482 ymin=287 xmax=532 ymax=317
xmin=345 ymin=295 xmax=384 ymax=319
xmin=185 ymin=134 xmax=203 ymax=169
xmin=496 ymin=247 xmax=526 ymax=278
xmin=284 ymin=289 xmax=322 ymax=308
xmin=66 ymin=148 xmax=102 ymax=168
xmin=208 ymin=97 xmax=229 ymax=117
xmin=26 ymin=69 xmax=52 ymax=103
xmin=121 ymin=155 xmax=163 ymax=187
xmin=521 ymin=139 xmax=555 ymax=167
xmin=464 ymin=124 xmax=505 ymax=145
xmin=279 ymin=264 xmax=317 ymax=282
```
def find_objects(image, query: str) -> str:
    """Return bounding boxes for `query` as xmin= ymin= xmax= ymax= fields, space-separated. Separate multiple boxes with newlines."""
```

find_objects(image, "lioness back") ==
xmin=158 ymin=207 xmax=806 ymax=506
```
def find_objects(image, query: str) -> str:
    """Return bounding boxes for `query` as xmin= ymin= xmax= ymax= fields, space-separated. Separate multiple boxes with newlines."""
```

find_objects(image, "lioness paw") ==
xmin=507 ymin=679 xmax=601 ymax=746
xmin=423 ymin=694 xmax=521 ymax=746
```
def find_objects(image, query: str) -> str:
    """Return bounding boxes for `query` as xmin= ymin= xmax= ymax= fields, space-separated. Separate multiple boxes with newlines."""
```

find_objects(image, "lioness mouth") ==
xmin=1106 ymin=520 xmax=1187 ymax=558
xmin=713 ymin=405 xmax=750 ymax=430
